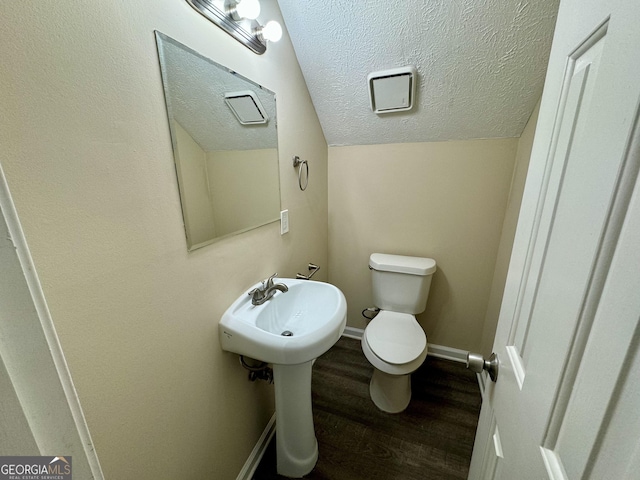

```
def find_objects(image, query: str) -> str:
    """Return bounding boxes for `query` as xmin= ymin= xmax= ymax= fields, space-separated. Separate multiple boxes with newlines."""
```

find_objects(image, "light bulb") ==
xmin=235 ymin=0 xmax=261 ymax=20
xmin=260 ymin=20 xmax=282 ymax=42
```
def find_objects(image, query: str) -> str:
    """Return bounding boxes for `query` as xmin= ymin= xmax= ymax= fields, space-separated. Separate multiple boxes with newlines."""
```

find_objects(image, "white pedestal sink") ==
xmin=219 ymin=278 xmax=347 ymax=477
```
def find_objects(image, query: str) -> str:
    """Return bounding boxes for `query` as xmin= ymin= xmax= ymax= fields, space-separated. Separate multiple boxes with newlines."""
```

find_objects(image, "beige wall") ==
xmin=174 ymin=121 xmax=217 ymax=244
xmin=0 ymin=1 xmax=327 ymax=479
xmin=328 ymin=139 xmax=518 ymax=352
xmin=208 ymin=148 xmax=280 ymax=237
xmin=480 ymin=101 xmax=541 ymax=356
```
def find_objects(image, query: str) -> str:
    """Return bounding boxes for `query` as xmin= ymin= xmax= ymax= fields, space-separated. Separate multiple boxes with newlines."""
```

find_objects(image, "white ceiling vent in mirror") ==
xmin=224 ymin=90 xmax=269 ymax=125
xmin=368 ymin=66 xmax=417 ymax=114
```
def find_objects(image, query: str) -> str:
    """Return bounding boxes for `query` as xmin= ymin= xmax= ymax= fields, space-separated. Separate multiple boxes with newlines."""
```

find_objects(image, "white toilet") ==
xmin=361 ymin=253 xmax=437 ymax=413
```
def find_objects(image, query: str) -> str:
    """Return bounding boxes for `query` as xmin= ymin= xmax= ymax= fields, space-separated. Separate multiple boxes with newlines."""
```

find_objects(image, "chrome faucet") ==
xmin=249 ymin=273 xmax=289 ymax=305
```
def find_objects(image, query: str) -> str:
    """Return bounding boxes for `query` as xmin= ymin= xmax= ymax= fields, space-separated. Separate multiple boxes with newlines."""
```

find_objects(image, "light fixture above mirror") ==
xmin=186 ymin=0 xmax=282 ymax=55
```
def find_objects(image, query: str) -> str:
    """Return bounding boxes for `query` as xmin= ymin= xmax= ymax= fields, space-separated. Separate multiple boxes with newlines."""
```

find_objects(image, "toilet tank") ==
xmin=369 ymin=253 xmax=437 ymax=314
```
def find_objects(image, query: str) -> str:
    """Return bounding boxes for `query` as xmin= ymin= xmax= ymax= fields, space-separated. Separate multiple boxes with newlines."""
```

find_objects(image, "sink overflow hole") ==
xmin=281 ymin=330 xmax=293 ymax=337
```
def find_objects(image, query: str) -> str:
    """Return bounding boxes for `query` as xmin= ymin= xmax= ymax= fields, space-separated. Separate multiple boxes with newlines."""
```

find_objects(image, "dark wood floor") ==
xmin=253 ymin=337 xmax=482 ymax=480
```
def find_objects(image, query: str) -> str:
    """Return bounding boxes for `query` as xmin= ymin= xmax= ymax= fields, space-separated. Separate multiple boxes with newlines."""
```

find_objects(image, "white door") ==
xmin=468 ymin=0 xmax=640 ymax=478
xmin=0 ymin=167 xmax=103 ymax=477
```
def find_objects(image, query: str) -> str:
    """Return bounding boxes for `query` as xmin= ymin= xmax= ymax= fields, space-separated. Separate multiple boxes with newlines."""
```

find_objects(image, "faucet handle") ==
xmin=248 ymin=287 xmax=261 ymax=297
xmin=248 ymin=274 xmax=278 ymax=299
xmin=265 ymin=273 xmax=278 ymax=288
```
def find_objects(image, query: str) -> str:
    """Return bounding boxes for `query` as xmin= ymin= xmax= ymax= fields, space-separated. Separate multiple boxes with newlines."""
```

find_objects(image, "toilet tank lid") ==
xmin=369 ymin=253 xmax=437 ymax=275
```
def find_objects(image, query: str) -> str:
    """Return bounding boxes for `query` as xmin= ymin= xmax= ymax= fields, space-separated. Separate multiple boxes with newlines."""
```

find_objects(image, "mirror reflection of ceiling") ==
xmin=160 ymin=38 xmax=277 ymax=151
xmin=278 ymin=0 xmax=560 ymax=146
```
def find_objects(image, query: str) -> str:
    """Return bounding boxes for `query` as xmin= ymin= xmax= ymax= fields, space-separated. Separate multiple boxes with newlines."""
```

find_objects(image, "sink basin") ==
xmin=219 ymin=278 xmax=347 ymax=365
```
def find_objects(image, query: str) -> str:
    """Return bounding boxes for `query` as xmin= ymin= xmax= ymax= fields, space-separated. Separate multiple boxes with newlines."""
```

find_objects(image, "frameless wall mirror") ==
xmin=155 ymin=32 xmax=280 ymax=251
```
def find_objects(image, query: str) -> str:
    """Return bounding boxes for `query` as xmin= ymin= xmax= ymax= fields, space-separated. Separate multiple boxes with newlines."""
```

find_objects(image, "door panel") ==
xmin=541 ymin=106 xmax=640 ymax=480
xmin=469 ymin=0 xmax=640 ymax=477
xmin=508 ymin=24 xmax=607 ymax=387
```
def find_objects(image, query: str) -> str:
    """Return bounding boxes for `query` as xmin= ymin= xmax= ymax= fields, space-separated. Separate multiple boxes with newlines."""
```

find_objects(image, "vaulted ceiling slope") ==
xmin=278 ymin=0 xmax=559 ymax=146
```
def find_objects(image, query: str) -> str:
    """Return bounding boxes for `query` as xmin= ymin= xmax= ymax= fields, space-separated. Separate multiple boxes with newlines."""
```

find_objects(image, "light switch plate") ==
xmin=280 ymin=210 xmax=289 ymax=234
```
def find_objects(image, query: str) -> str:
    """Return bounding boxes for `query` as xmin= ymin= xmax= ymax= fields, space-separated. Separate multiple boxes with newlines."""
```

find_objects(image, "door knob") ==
xmin=466 ymin=352 xmax=499 ymax=382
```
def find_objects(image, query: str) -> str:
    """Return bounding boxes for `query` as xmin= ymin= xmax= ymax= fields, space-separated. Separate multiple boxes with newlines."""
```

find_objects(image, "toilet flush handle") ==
xmin=466 ymin=352 xmax=499 ymax=382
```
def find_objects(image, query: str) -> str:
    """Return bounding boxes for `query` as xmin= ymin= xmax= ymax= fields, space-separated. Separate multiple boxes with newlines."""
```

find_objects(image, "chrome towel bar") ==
xmin=296 ymin=263 xmax=320 ymax=280
xmin=293 ymin=155 xmax=309 ymax=191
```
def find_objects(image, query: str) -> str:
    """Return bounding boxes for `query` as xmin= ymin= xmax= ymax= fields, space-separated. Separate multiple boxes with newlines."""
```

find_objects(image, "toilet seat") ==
xmin=362 ymin=311 xmax=428 ymax=377
xmin=366 ymin=311 xmax=426 ymax=364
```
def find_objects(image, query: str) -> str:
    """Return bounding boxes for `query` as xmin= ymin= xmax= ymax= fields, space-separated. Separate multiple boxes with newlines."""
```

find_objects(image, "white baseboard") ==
xmin=236 ymin=413 xmax=276 ymax=480
xmin=342 ymin=326 xmax=364 ymax=340
xmin=342 ymin=327 xmax=468 ymax=363
xmin=426 ymin=344 xmax=469 ymax=363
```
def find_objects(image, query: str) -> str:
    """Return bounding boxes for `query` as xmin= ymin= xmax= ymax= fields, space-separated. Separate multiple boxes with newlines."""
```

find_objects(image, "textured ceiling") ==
xmin=278 ymin=0 xmax=559 ymax=146
xmin=157 ymin=34 xmax=277 ymax=152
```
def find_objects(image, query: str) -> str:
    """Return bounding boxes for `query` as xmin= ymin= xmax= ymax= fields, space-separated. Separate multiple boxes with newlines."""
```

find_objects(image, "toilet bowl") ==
xmin=361 ymin=253 xmax=436 ymax=413
xmin=361 ymin=311 xmax=428 ymax=412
